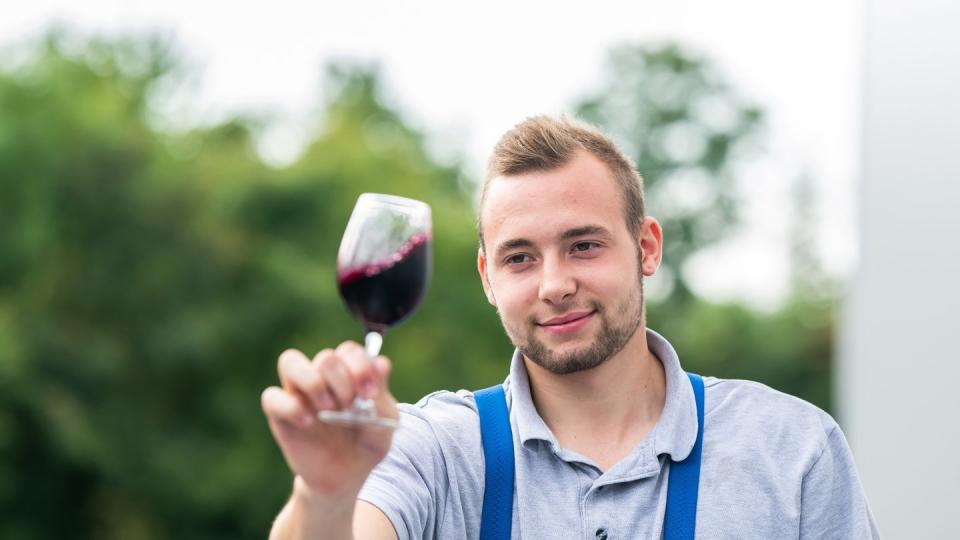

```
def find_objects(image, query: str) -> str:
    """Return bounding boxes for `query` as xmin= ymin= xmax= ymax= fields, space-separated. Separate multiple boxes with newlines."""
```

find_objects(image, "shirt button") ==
xmin=595 ymin=528 xmax=608 ymax=540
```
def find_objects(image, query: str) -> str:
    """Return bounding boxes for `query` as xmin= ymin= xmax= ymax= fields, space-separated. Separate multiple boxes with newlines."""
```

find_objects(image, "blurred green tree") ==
xmin=0 ymin=33 xmax=507 ymax=540
xmin=576 ymin=44 xmax=764 ymax=302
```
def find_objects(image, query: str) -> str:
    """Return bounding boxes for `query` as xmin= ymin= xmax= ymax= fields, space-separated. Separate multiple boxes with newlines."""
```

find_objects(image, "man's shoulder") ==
xmin=402 ymin=388 xmax=479 ymax=414
xmin=396 ymin=389 xmax=483 ymax=443
xmin=362 ymin=389 xmax=487 ymax=538
xmin=701 ymin=376 xmax=838 ymax=455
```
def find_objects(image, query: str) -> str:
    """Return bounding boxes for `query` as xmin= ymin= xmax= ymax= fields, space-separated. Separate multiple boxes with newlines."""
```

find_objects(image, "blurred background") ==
xmin=0 ymin=0 xmax=956 ymax=538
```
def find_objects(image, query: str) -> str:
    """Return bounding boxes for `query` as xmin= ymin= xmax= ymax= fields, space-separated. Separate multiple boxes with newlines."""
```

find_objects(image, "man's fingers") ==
xmin=348 ymin=353 xmax=391 ymax=399
xmin=315 ymin=349 xmax=356 ymax=408
xmin=275 ymin=342 xmax=392 ymax=415
xmin=335 ymin=341 xmax=382 ymax=399
xmin=278 ymin=348 xmax=310 ymax=380
xmin=261 ymin=386 xmax=315 ymax=429
xmin=369 ymin=356 xmax=397 ymax=420
xmin=334 ymin=340 xmax=365 ymax=358
xmin=373 ymin=355 xmax=392 ymax=380
xmin=278 ymin=349 xmax=331 ymax=411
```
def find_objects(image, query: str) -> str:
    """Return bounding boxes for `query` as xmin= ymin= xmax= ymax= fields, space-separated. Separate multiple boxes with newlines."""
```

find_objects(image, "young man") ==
xmin=262 ymin=117 xmax=879 ymax=539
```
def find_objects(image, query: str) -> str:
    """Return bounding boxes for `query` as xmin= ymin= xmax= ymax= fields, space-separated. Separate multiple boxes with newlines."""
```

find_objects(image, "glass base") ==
xmin=317 ymin=400 xmax=399 ymax=430
xmin=315 ymin=331 xmax=398 ymax=430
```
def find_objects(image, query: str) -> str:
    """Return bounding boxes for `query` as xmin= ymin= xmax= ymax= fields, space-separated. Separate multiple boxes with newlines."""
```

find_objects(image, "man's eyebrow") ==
xmin=494 ymin=238 xmax=534 ymax=258
xmin=560 ymin=225 xmax=613 ymax=241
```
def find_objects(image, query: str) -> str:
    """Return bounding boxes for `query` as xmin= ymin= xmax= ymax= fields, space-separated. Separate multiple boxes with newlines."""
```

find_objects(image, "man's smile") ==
xmin=536 ymin=310 xmax=597 ymax=335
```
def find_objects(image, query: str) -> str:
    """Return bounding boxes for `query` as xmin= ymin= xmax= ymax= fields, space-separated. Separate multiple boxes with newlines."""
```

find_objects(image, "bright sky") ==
xmin=1 ymin=0 xmax=863 ymax=308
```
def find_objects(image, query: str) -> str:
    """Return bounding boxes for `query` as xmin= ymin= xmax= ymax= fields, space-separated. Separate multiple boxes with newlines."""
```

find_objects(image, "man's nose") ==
xmin=538 ymin=256 xmax=576 ymax=305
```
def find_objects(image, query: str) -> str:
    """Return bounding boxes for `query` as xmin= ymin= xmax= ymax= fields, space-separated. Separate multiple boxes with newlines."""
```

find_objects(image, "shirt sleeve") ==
xmin=799 ymin=424 xmax=881 ymax=539
xmin=357 ymin=408 xmax=449 ymax=540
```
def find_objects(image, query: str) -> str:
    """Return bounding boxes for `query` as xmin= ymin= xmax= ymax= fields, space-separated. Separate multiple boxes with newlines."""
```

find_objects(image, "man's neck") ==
xmin=523 ymin=328 xmax=666 ymax=471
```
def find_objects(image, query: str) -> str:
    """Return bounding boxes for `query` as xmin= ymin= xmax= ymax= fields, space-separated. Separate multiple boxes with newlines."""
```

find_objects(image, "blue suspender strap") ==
xmin=476 ymin=374 xmax=705 ymax=540
xmin=663 ymin=372 xmax=706 ymax=540
xmin=475 ymin=384 xmax=515 ymax=540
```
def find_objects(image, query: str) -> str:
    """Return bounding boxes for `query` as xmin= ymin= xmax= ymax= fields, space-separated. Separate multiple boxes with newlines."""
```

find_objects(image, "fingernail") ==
xmin=362 ymin=380 xmax=378 ymax=398
xmin=301 ymin=414 xmax=315 ymax=427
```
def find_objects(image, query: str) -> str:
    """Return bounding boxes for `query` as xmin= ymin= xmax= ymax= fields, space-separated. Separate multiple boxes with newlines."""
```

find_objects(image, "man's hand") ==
xmin=261 ymin=341 xmax=398 ymax=498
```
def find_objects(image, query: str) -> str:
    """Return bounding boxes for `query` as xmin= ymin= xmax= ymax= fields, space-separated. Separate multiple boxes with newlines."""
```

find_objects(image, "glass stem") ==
xmin=365 ymin=331 xmax=383 ymax=359
xmin=350 ymin=331 xmax=383 ymax=414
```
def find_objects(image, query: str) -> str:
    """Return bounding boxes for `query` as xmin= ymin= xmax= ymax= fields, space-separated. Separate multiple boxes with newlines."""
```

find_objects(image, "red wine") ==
xmin=337 ymin=233 xmax=431 ymax=333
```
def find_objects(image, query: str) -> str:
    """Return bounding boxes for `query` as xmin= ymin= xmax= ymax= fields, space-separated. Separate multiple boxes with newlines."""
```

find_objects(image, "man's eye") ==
xmin=573 ymin=242 xmax=599 ymax=252
xmin=505 ymin=254 xmax=531 ymax=265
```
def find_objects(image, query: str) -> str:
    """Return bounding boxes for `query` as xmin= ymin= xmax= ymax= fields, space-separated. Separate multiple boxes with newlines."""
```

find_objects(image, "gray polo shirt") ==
xmin=359 ymin=329 xmax=879 ymax=539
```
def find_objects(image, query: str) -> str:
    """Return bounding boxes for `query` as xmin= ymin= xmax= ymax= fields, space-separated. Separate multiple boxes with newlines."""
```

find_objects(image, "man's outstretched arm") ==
xmin=262 ymin=342 xmax=400 ymax=540
xmin=269 ymin=479 xmax=396 ymax=540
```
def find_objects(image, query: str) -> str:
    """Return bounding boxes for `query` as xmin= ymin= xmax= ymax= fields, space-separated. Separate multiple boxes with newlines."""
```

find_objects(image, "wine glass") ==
xmin=318 ymin=193 xmax=432 ymax=429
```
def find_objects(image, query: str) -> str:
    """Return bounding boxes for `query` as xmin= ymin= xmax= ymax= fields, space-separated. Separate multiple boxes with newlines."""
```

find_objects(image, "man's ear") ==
xmin=638 ymin=217 xmax=664 ymax=277
xmin=477 ymin=248 xmax=497 ymax=306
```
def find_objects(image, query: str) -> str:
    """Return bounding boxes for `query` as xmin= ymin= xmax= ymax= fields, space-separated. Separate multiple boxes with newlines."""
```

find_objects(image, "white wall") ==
xmin=840 ymin=0 xmax=960 ymax=536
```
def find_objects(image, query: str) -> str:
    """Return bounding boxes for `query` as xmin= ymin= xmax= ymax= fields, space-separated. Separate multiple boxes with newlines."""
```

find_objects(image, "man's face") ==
xmin=478 ymin=150 xmax=661 ymax=375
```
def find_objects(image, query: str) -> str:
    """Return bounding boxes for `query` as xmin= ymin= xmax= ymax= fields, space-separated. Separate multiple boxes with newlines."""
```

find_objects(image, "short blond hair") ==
xmin=478 ymin=115 xmax=645 ymax=250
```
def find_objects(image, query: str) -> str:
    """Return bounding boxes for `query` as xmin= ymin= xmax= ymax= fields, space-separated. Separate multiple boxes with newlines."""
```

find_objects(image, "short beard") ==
xmin=504 ymin=275 xmax=645 ymax=376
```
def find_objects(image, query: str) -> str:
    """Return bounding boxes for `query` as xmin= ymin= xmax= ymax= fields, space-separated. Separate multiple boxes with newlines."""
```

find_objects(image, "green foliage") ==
xmin=576 ymin=44 xmax=764 ymax=301
xmin=0 ymin=33 xmax=509 ymax=539
xmin=649 ymin=294 xmax=834 ymax=413
xmin=0 ymin=33 xmax=834 ymax=538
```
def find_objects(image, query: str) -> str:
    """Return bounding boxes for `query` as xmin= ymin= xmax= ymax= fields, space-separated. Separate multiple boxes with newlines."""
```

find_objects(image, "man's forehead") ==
xmin=482 ymin=172 xmax=562 ymax=216
xmin=481 ymin=183 xmax=627 ymax=255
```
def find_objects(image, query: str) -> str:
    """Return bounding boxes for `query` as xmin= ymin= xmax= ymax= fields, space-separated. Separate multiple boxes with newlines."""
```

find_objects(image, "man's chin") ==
xmin=521 ymin=342 xmax=609 ymax=376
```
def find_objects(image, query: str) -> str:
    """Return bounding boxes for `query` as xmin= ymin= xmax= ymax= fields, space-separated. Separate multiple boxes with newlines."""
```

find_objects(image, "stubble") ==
xmin=501 ymin=273 xmax=645 ymax=375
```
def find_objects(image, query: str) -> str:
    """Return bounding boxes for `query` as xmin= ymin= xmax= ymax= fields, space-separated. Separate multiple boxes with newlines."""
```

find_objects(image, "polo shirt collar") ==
xmin=505 ymin=328 xmax=699 ymax=463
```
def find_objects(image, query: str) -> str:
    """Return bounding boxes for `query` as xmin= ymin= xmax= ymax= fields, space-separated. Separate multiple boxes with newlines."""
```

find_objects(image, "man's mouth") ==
xmin=537 ymin=310 xmax=597 ymax=335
